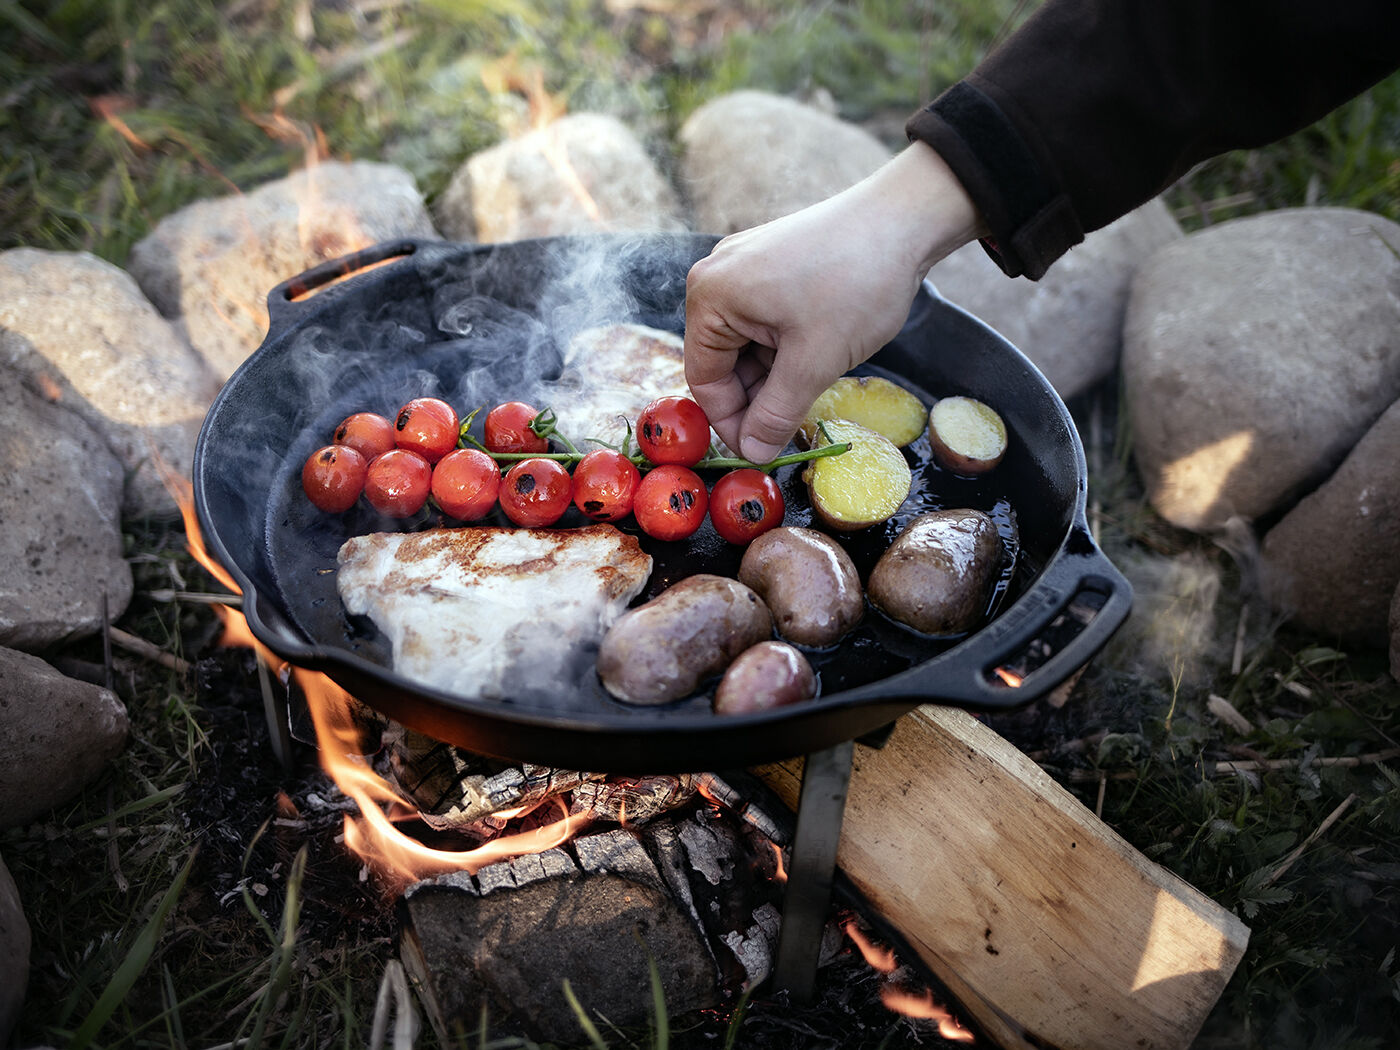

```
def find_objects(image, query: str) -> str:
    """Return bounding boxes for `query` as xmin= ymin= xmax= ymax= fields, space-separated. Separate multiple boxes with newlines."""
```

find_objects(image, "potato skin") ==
xmin=596 ymin=574 xmax=773 ymax=705
xmin=867 ymin=510 xmax=1003 ymax=635
xmin=713 ymin=641 xmax=817 ymax=715
xmin=927 ymin=396 xmax=1008 ymax=476
xmin=738 ymin=526 xmax=863 ymax=647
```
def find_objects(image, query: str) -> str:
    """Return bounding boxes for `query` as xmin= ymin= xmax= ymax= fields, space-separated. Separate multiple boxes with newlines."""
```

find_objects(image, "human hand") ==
xmin=683 ymin=142 xmax=986 ymax=463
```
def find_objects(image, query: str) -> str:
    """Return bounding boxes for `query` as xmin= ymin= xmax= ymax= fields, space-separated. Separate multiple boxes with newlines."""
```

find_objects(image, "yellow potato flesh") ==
xmin=803 ymin=419 xmax=911 ymax=531
xmin=927 ymin=396 xmax=1007 ymax=475
xmin=800 ymin=375 xmax=927 ymax=448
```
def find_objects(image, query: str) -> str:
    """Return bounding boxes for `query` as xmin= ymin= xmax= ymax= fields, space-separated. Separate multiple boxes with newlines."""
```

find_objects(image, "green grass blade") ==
xmin=645 ymin=947 xmax=668 ymax=1050
xmin=69 ymin=848 xmax=197 ymax=1049
xmin=561 ymin=979 xmax=609 ymax=1050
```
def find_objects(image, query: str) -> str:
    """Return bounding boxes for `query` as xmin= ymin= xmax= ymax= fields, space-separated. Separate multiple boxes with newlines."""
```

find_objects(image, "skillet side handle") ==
xmin=929 ymin=526 xmax=1133 ymax=710
xmin=265 ymin=239 xmax=423 ymax=332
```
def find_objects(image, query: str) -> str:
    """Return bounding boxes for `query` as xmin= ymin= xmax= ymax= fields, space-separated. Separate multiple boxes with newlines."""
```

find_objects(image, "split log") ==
xmin=754 ymin=705 xmax=1250 ymax=1050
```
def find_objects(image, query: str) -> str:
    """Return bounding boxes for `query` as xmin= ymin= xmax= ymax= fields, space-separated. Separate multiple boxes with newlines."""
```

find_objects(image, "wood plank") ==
xmin=755 ymin=705 xmax=1249 ymax=1050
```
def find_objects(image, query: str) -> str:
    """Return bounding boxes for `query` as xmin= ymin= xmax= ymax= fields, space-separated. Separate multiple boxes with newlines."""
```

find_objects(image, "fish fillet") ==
xmin=337 ymin=524 xmax=652 ymax=702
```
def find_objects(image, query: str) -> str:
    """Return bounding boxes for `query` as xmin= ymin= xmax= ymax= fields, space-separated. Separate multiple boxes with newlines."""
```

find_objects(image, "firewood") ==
xmin=754 ymin=705 xmax=1250 ymax=1050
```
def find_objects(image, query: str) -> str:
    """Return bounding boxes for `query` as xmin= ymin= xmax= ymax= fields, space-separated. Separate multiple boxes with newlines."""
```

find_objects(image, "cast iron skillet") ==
xmin=193 ymin=234 xmax=1131 ymax=772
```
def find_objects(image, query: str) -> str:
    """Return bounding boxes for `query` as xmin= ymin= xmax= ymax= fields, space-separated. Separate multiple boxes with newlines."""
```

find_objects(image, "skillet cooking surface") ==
xmin=194 ymin=235 xmax=1130 ymax=770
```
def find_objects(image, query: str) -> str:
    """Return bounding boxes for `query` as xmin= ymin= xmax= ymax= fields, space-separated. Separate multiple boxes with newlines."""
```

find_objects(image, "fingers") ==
xmin=734 ymin=337 xmax=833 ymax=463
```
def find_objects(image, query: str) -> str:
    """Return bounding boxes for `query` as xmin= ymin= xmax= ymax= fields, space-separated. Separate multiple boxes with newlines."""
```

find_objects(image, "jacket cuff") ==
xmin=906 ymin=80 xmax=1083 ymax=280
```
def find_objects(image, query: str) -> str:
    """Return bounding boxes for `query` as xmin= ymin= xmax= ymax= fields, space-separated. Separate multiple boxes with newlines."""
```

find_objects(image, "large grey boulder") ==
xmin=436 ymin=113 xmax=686 ymax=243
xmin=1122 ymin=208 xmax=1400 ymax=531
xmin=0 ymin=366 xmax=131 ymax=650
xmin=129 ymin=160 xmax=438 ymax=380
xmin=1259 ymin=398 xmax=1400 ymax=648
xmin=928 ymin=200 xmax=1183 ymax=400
xmin=0 ymin=852 xmax=27 ymax=1044
xmin=679 ymin=90 xmax=891 ymax=233
xmin=0 ymin=249 xmax=222 ymax=518
xmin=0 ymin=647 xmax=129 ymax=828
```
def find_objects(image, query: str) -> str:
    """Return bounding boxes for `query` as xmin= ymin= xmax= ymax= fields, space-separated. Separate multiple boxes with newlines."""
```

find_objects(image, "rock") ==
xmin=927 ymin=200 xmax=1183 ymax=400
xmin=0 ymin=852 xmax=27 ymax=1043
xmin=0 ymin=366 xmax=131 ymax=650
xmin=678 ymin=90 xmax=891 ymax=233
xmin=0 ymin=249 xmax=222 ymax=518
xmin=1259 ymin=398 xmax=1400 ymax=647
xmin=1390 ymin=582 xmax=1400 ymax=682
xmin=1122 ymin=207 xmax=1400 ymax=531
xmin=435 ymin=113 xmax=686 ymax=243
xmin=129 ymin=160 xmax=438 ymax=380
xmin=0 ymin=647 xmax=129 ymax=828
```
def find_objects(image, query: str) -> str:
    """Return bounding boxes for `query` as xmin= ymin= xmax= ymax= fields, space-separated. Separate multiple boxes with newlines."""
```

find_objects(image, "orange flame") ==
xmin=879 ymin=987 xmax=977 ymax=1042
xmin=842 ymin=919 xmax=896 ymax=973
xmin=993 ymin=666 xmax=1024 ymax=688
xmin=171 ymin=473 xmax=592 ymax=887
xmin=770 ymin=841 xmax=788 ymax=884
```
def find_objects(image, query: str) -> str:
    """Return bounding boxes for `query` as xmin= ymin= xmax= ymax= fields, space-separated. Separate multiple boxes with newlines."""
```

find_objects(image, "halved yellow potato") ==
xmin=802 ymin=418 xmax=911 ymax=532
xmin=799 ymin=375 xmax=926 ymax=448
xmin=927 ymin=396 xmax=1008 ymax=475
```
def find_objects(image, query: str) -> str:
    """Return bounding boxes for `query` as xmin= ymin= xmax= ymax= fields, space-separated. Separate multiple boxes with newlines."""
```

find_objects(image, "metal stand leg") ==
xmin=771 ymin=738 xmax=856 ymax=1002
xmin=257 ymin=651 xmax=296 ymax=773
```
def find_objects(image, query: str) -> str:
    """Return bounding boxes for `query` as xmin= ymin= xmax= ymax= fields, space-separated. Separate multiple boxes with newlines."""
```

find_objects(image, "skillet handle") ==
xmin=265 ymin=238 xmax=424 ymax=332
xmin=923 ymin=524 xmax=1133 ymax=710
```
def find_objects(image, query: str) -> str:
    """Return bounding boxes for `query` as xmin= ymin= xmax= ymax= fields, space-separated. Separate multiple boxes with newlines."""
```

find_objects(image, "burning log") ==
xmin=755 ymin=705 xmax=1250 ymax=1050
xmin=398 ymin=798 xmax=791 ymax=1044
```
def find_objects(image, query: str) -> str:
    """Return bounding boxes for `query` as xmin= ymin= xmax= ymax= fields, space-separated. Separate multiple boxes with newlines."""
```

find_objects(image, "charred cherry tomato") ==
xmin=363 ymin=448 xmax=432 ymax=517
xmin=301 ymin=444 xmax=367 ymax=513
xmin=633 ymin=464 xmax=708 ymax=541
xmin=709 ymin=468 xmax=785 ymax=545
xmin=431 ymin=448 xmax=501 ymax=521
xmin=499 ymin=458 xmax=572 ymax=527
xmin=636 ymin=396 xmax=711 ymax=467
xmin=484 ymin=401 xmax=549 ymax=454
xmin=394 ymin=397 xmax=459 ymax=463
xmin=571 ymin=449 xmax=641 ymax=523
xmin=333 ymin=411 xmax=396 ymax=460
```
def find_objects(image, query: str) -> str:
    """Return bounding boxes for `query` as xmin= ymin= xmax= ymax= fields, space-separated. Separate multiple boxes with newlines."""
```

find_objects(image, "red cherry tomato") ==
xmin=633 ymin=464 xmax=708 ymax=541
xmin=301 ymin=445 xmax=367 ymax=513
xmin=363 ymin=448 xmax=432 ymax=517
xmin=709 ymin=468 xmax=785 ymax=545
xmin=499 ymin=458 xmax=572 ymax=527
xmin=333 ymin=411 xmax=396 ymax=460
xmin=572 ymin=449 xmax=641 ymax=523
xmin=484 ymin=401 xmax=549 ymax=454
xmin=636 ymin=396 xmax=711 ymax=467
xmin=394 ymin=397 xmax=459 ymax=463
xmin=431 ymin=448 xmax=501 ymax=521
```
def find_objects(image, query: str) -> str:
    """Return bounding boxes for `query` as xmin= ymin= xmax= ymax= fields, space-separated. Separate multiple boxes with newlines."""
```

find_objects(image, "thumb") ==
xmin=737 ymin=339 xmax=835 ymax=463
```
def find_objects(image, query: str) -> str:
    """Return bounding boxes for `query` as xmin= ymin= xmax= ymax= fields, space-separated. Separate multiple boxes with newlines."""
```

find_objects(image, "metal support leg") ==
xmin=256 ymin=651 xmax=296 ymax=773
xmin=771 ymin=738 xmax=856 ymax=1002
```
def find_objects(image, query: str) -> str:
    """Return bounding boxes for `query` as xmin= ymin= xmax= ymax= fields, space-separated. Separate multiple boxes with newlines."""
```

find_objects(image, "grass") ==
xmin=3 ymin=1 xmax=1400 ymax=1048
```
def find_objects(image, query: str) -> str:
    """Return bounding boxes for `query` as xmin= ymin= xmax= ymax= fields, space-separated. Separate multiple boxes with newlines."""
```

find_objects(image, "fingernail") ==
xmin=741 ymin=437 xmax=780 ymax=464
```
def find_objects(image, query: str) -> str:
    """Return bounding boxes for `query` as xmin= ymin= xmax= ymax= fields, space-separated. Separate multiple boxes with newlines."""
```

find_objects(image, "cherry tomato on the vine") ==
xmin=431 ymin=448 xmax=501 ymax=521
xmin=499 ymin=458 xmax=572 ymax=527
xmin=633 ymin=464 xmax=708 ymax=541
xmin=571 ymin=449 xmax=641 ymax=523
xmin=484 ymin=401 xmax=549 ymax=455
xmin=394 ymin=397 xmax=459 ymax=463
xmin=364 ymin=448 xmax=432 ymax=517
xmin=636 ymin=396 xmax=711 ymax=467
xmin=709 ymin=468 xmax=785 ymax=545
xmin=301 ymin=445 xmax=367 ymax=513
xmin=333 ymin=411 xmax=396 ymax=460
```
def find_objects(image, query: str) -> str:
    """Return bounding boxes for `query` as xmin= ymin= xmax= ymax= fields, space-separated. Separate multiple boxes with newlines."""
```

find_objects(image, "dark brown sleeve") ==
xmin=907 ymin=0 xmax=1400 ymax=279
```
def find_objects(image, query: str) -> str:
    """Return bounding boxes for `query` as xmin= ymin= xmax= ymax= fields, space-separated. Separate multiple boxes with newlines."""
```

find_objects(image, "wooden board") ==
xmin=755 ymin=705 xmax=1249 ymax=1050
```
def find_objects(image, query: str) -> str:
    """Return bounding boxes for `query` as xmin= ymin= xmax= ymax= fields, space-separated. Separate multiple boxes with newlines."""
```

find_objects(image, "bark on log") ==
xmin=754 ymin=705 xmax=1249 ymax=1050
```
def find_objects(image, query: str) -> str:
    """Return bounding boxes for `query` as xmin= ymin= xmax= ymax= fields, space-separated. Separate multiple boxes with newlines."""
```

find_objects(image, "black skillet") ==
xmin=193 ymin=234 xmax=1131 ymax=773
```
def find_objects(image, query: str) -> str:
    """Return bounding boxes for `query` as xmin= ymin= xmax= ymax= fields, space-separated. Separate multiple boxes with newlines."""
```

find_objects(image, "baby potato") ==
xmin=867 ymin=509 xmax=1003 ymax=635
xmin=596 ymin=574 xmax=773 ymax=705
xmin=799 ymin=375 xmax=926 ymax=448
xmin=927 ymin=396 xmax=1008 ymax=476
xmin=738 ymin=526 xmax=863 ymax=647
xmin=713 ymin=641 xmax=817 ymax=715
xmin=801 ymin=419 xmax=912 ymax=532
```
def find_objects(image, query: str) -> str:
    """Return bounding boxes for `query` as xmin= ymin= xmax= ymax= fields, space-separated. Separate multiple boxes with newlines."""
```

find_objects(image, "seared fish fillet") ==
xmin=337 ymin=525 xmax=651 ymax=702
xmin=545 ymin=323 xmax=702 ymax=451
